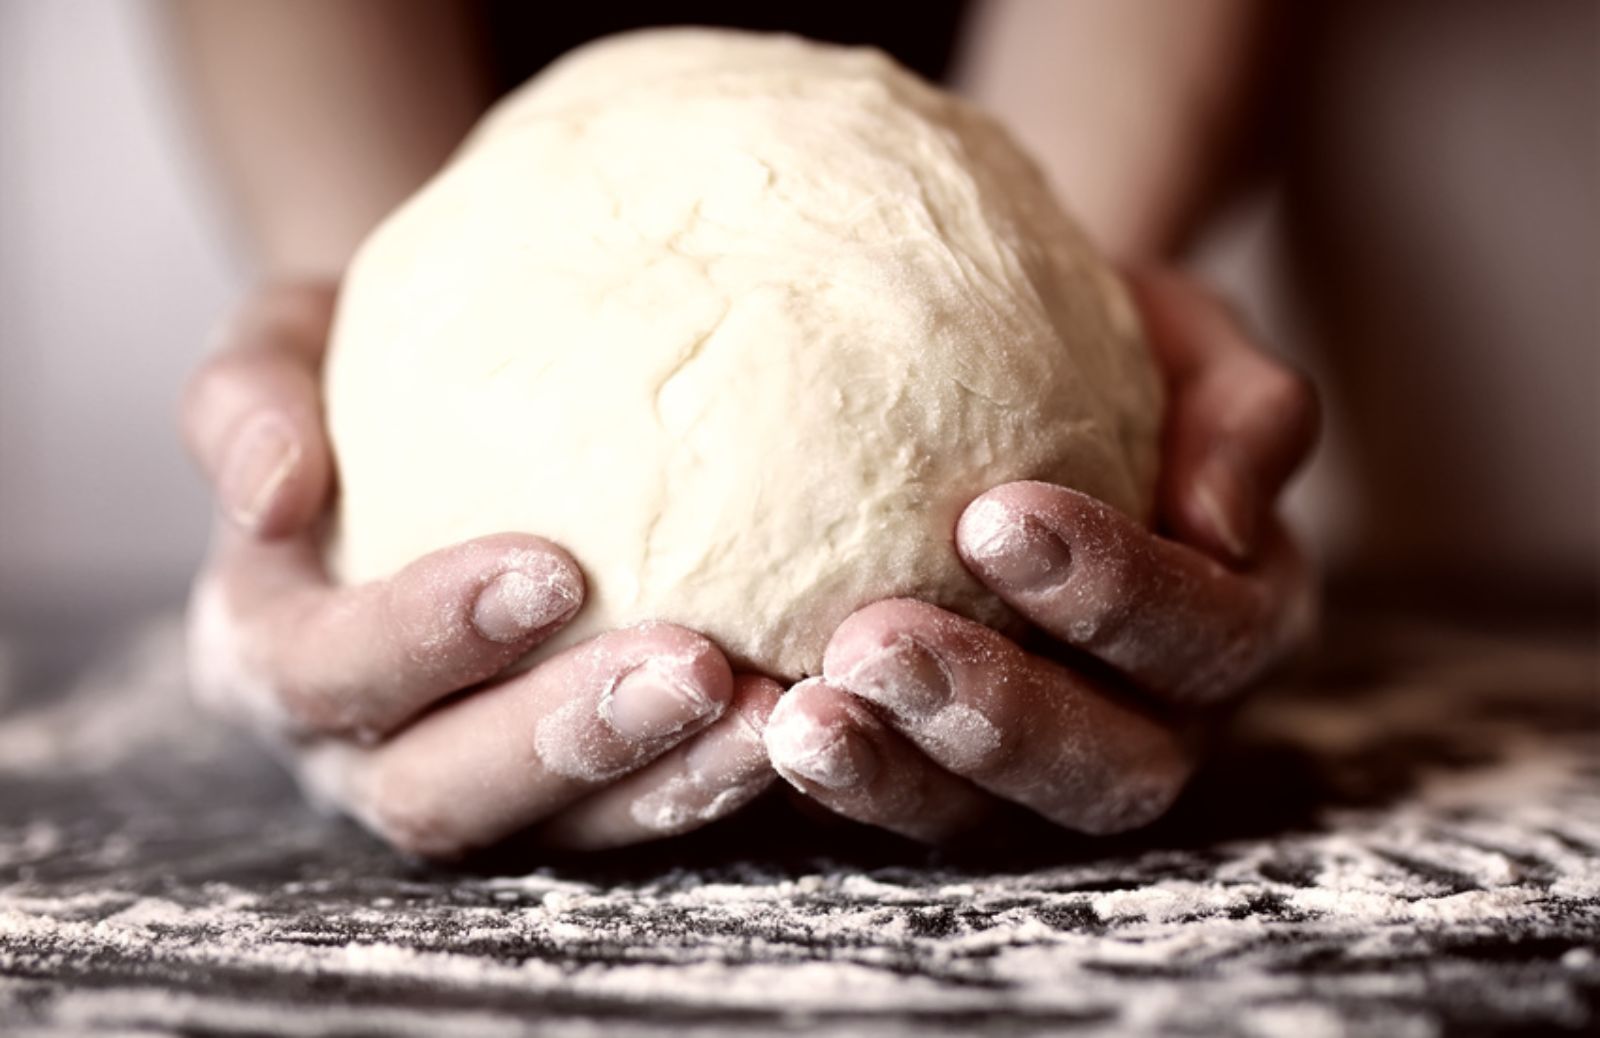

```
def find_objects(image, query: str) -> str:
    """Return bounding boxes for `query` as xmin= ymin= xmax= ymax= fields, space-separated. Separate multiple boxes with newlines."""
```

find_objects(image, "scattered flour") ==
xmin=3 ymin=613 xmax=1597 ymax=1036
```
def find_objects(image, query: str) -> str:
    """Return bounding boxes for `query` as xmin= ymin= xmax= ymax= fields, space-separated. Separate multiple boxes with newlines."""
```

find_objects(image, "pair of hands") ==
xmin=182 ymin=270 xmax=1317 ymax=858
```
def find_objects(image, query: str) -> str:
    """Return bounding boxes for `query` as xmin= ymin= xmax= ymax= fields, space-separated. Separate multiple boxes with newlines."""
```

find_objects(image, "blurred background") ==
xmin=1 ymin=0 xmax=1595 ymax=670
xmin=1 ymin=0 xmax=240 ymax=645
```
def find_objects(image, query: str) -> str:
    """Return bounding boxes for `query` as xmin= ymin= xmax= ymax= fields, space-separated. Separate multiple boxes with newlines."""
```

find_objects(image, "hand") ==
xmin=182 ymin=282 xmax=780 ymax=857
xmin=763 ymin=270 xmax=1320 ymax=842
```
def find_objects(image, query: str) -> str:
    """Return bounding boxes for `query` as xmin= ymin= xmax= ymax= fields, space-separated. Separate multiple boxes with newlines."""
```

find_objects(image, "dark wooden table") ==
xmin=2 ymin=598 xmax=1596 ymax=1036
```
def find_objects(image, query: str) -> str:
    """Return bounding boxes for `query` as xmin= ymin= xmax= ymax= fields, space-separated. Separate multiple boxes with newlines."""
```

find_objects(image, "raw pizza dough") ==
xmin=325 ymin=29 xmax=1162 ymax=680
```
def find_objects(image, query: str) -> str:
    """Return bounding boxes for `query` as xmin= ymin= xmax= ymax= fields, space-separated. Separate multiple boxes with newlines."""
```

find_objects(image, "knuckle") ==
xmin=1259 ymin=367 xmax=1320 ymax=441
xmin=182 ymin=352 xmax=244 ymax=430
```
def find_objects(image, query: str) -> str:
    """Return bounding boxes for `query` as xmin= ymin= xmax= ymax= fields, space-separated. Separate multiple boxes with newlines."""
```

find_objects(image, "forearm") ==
xmin=956 ymin=0 xmax=1272 ymax=263
xmin=165 ymin=0 xmax=493 ymax=277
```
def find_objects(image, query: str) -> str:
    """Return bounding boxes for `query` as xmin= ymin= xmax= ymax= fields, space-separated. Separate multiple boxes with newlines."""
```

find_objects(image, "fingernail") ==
xmin=765 ymin=699 xmax=878 ymax=791
xmin=1194 ymin=457 xmax=1257 ymax=561
xmin=219 ymin=413 xmax=299 ymax=531
xmin=964 ymin=501 xmax=1072 ymax=591
xmin=471 ymin=561 xmax=582 ymax=643
xmin=843 ymin=638 xmax=953 ymax=721
xmin=601 ymin=658 xmax=718 ymax=741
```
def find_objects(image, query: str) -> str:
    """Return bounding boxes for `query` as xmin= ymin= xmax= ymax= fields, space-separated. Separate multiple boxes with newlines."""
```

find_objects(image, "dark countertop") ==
xmin=1 ymin=602 xmax=1596 ymax=1036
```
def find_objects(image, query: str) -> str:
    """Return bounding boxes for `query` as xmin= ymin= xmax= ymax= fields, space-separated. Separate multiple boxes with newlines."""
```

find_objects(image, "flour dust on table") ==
xmin=1 ymin=608 xmax=1597 ymax=1036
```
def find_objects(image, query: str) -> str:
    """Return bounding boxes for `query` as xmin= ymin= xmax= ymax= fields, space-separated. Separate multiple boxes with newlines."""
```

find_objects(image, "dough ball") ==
xmin=325 ymin=29 xmax=1162 ymax=680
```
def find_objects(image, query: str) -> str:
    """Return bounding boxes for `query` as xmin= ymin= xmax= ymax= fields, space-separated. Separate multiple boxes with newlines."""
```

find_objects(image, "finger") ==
xmin=191 ymin=532 xmax=586 ymax=739
xmin=305 ymin=624 xmax=734 ymax=859
xmin=1127 ymin=269 xmax=1319 ymax=562
xmin=181 ymin=283 xmax=337 ymax=538
xmin=958 ymin=482 xmax=1314 ymax=705
xmin=537 ymin=675 xmax=782 ymax=851
xmin=824 ymin=600 xmax=1194 ymax=835
xmin=764 ymin=677 xmax=993 ymax=844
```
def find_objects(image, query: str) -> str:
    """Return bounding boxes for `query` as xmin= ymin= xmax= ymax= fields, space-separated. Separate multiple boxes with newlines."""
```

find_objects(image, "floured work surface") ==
xmin=0 ymin=601 xmax=1596 ymax=1036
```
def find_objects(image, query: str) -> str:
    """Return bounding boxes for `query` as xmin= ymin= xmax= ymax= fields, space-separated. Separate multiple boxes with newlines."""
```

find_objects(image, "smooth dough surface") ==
xmin=326 ymin=29 xmax=1162 ymax=680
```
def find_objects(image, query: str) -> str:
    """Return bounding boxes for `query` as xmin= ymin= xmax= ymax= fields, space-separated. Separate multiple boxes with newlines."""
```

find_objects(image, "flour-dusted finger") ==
xmin=765 ymin=678 xmax=993 ymax=844
xmin=957 ymin=483 xmax=1314 ymax=706
xmin=191 ymin=532 xmax=585 ymax=739
xmin=181 ymin=283 xmax=337 ymax=538
xmin=328 ymin=623 xmax=733 ymax=859
xmin=536 ymin=675 xmax=782 ymax=851
xmin=1128 ymin=269 xmax=1320 ymax=563
xmin=825 ymin=601 xmax=1194 ymax=835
